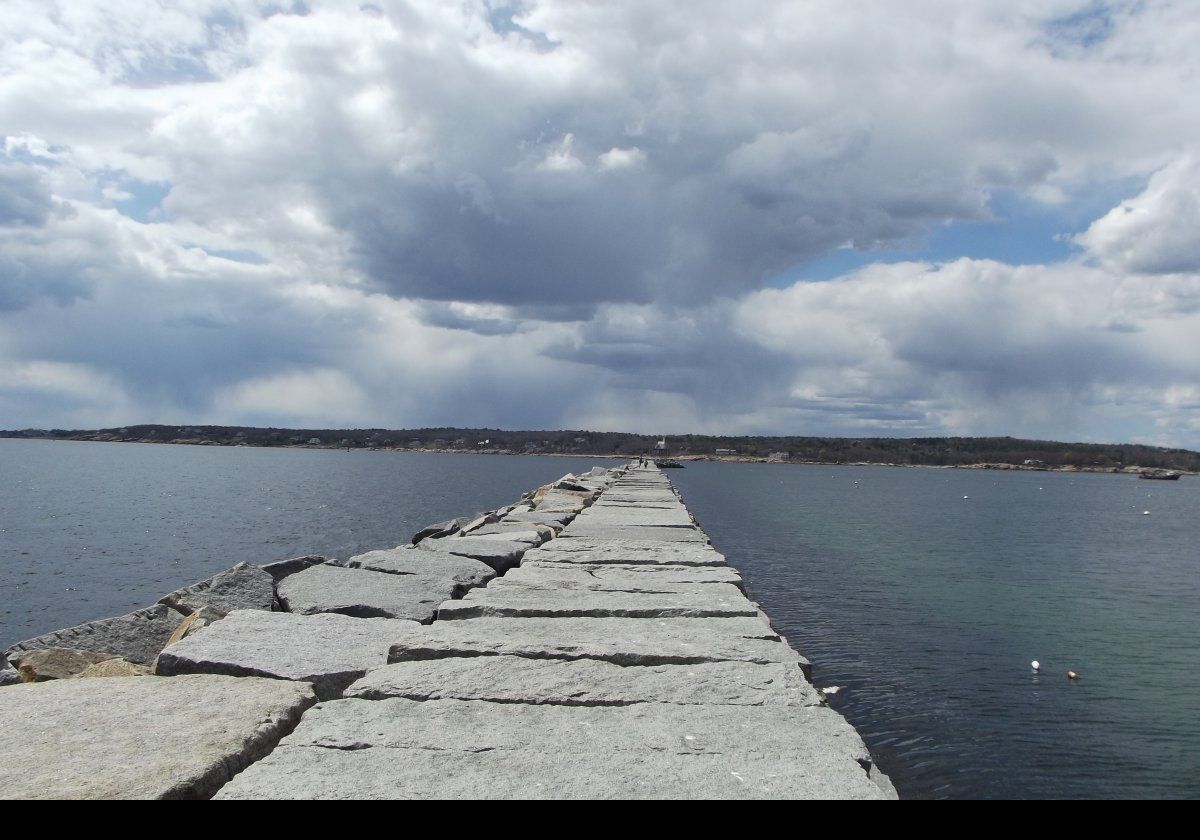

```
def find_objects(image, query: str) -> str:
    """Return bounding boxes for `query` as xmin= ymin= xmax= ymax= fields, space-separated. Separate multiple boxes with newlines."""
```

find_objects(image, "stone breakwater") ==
xmin=0 ymin=463 xmax=894 ymax=800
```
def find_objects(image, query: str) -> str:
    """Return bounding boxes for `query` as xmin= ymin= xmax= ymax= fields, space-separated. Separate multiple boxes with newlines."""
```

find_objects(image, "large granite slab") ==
xmin=437 ymin=587 xmax=759 ymax=620
xmin=500 ymin=511 xmax=576 ymax=528
xmin=572 ymin=507 xmax=696 ymax=527
xmin=348 ymin=546 xmax=494 ymax=594
xmin=213 ymin=698 xmax=889 ymax=800
xmin=259 ymin=555 xmax=326 ymax=582
xmin=466 ymin=522 xmax=557 ymax=539
xmin=415 ymin=536 xmax=529 ymax=573
xmin=517 ymin=561 xmax=743 ymax=586
xmin=386 ymin=619 xmax=800 ymax=666
xmin=5 ymin=604 xmax=182 ymax=667
xmin=0 ymin=675 xmax=314 ymax=799
xmin=524 ymin=540 xmax=727 ymax=567
xmin=557 ymin=524 xmax=708 ymax=542
xmin=277 ymin=564 xmax=452 ymax=623
xmin=216 ymin=747 xmax=890 ymax=799
xmin=447 ymin=529 xmax=547 ymax=545
xmin=154 ymin=610 xmax=417 ymax=700
xmin=159 ymin=562 xmax=276 ymax=615
xmin=346 ymin=656 xmax=818 ymax=706
xmin=488 ymin=575 xmax=746 ymax=598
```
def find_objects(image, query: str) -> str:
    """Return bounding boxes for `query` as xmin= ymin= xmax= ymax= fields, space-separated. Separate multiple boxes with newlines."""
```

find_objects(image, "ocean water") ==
xmin=670 ymin=460 xmax=1200 ymax=799
xmin=0 ymin=439 xmax=606 ymax=651
xmin=2 ymin=439 xmax=1197 ymax=798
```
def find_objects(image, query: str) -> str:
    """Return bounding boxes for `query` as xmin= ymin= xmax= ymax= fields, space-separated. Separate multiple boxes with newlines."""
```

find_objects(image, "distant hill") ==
xmin=3 ymin=424 xmax=1198 ymax=472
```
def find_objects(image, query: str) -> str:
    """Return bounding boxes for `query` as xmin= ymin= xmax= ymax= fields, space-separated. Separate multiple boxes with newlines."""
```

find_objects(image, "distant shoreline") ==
xmin=2 ymin=434 xmax=1192 ymax=476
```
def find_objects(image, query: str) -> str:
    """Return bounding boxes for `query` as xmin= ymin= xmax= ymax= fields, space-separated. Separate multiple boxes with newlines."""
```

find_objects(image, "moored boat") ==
xmin=1139 ymin=470 xmax=1181 ymax=480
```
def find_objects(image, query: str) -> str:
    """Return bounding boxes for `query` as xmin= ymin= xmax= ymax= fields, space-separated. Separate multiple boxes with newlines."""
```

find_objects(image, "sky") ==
xmin=1 ymin=1 xmax=1199 ymax=447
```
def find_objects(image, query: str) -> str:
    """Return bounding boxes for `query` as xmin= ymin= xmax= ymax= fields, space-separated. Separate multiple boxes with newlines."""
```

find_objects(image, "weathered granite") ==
xmin=572 ymin=507 xmax=696 ymax=528
xmin=523 ymin=540 xmax=727 ymax=567
xmin=216 ymin=746 xmax=889 ymax=799
xmin=154 ymin=610 xmax=417 ymax=700
xmin=386 ymin=619 xmax=801 ymax=666
xmin=277 ymin=564 xmax=453 ymax=623
xmin=557 ymin=523 xmax=708 ymax=542
xmin=467 ymin=522 xmax=558 ymax=540
xmin=71 ymin=658 xmax=153 ymax=678
xmin=440 ymin=529 xmax=547 ymax=545
xmin=0 ymin=662 xmax=20 ymax=687
xmin=518 ymin=561 xmax=744 ymax=586
xmin=259 ymin=554 xmax=326 ymax=582
xmin=455 ymin=511 xmax=501 ymax=535
xmin=500 ymin=510 xmax=576 ymax=528
xmin=533 ymin=491 xmax=591 ymax=512
xmin=437 ymin=587 xmax=760 ymax=620
xmin=411 ymin=517 xmax=467 ymax=544
xmin=5 ymin=604 xmax=182 ymax=666
xmin=213 ymin=698 xmax=888 ymax=800
xmin=0 ymin=675 xmax=315 ymax=799
xmin=346 ymin=656 xmax=818 ymax=706
xmin=415 ymin=535 xmax=529 ymax=573
xmin=160 ymin=606 xmax=226 ymax=652
xmin=348 ymin=546 xmax=495 ymax=594
xmin=159 ymin=561 xmax=276 ymax=615
xmin=490 ymin=567 xmax=742 ymax=595
xmin=11 ymin=648 xmax=116 ymax=681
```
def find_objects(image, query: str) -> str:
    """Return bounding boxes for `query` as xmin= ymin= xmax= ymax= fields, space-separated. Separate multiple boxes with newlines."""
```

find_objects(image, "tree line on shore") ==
xmin=3 ymin=424 xmax=1199 ymax=471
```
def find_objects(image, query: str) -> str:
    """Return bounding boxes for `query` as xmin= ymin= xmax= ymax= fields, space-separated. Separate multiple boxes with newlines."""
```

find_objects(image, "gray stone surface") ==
xmin=500 ymin=510 xmax=575 ymax=528
xmin=0 ymin=675 xmax=314 ymax=799
xmin=159 ymin=561 xmax=276 ymax=615
xmin=493 ymin=565 xmax=743 ymax=594
xmin=346 ymin=656 xmax=818 ymax=706
xmin=468 ymin=522 xmax=557 ymax=539
xmin=154 ymin=610 xmax=417 ymax=700
xmin=387 ymin=619 xmax=800 ymax=666
xmin=415 ymin=535 xmax=528 ymax=572
xmin=443 ymin=529 xmax=546 ymax=545
xmin=0 ymin=662 xmax=20 ymax=687
xmin=488 ymin=575 xmax=745 ymax=598
xmin=277 ymin=564 xmax=453 ymax=623
xmin=348 ymin=545 xmax=495 ymax=594
xmin=213 ymin=698 xmax=887 ymax=800
xmin=437 ymin=587 xmax=760 ymax=619
xmin=5 ymin=604 xmax=182 ymax=666
xmin=216 ymin=746 xmax=889 ymax=799
xmin=533 ymin=491 xmax=590 ymax=512
xmin=411 ymin=517 xmax=467 ymax=544
xmin=558 ymin=523 xmax=708 ymax=542
xmin=572 ymin=507 xmax=696 ymax=527
xmin=524 ymin=540 xmax=727 ymax=567
xmin=259 ymin=554 xmax=326 ymax=582
xmin=519 ymin=561 xmax=743 ymax=586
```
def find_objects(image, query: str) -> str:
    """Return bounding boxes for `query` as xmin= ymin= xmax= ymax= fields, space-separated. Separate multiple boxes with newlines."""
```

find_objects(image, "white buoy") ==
xmin=963 ymin=495 xmax=969 ymax=499
xmin=1031 ymin=660 xmax=1041 ymax=672
xmin=1143 ymin=510 xmax=1151 ymax=515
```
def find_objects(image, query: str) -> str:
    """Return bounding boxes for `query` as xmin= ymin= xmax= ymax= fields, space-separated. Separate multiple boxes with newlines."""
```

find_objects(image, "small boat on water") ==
xmin=655 ymin=459 xmax=685 ymax=469
xmin=1139 ymin=470 xmax=1181 ymax=480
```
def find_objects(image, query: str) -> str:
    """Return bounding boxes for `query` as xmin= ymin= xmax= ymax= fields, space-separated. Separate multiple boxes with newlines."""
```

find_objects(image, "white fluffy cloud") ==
xmin=1077 ymin=156 xmax=1200 ymax=274
xmin=1 ymin=1 xmax=1199 ymax=446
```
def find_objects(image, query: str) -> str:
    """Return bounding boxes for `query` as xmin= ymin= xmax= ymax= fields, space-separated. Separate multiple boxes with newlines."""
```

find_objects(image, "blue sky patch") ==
xmin=775 ymin=175 xmax=1147 ymax=283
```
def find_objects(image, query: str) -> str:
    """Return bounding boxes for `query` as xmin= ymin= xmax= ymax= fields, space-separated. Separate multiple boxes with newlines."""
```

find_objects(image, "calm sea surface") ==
xmin=2 ymin=439 xmax=1197 ymax=798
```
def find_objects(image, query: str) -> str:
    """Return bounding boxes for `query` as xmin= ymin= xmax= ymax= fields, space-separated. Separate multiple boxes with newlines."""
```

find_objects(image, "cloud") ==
xmin=1077 ymin=156 xmax=1200 ymax=274
xmin=2 ymin=1 xmax=1200 ymax=447
xmin=0 ymin=160 xmax=56 ymax=226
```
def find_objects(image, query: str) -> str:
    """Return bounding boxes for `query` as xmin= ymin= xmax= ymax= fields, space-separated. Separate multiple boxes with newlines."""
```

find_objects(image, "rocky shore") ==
xmin=1 ymin=463 xmax=894 ymax=800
